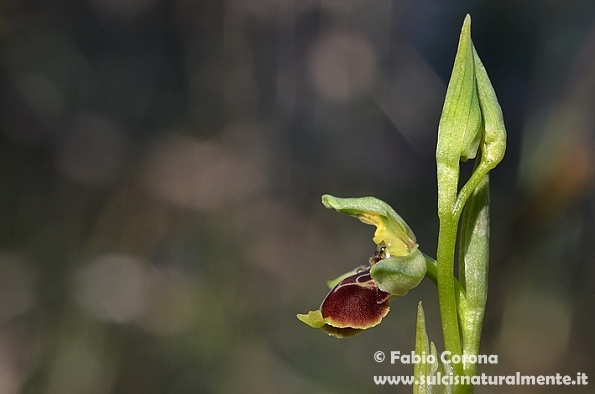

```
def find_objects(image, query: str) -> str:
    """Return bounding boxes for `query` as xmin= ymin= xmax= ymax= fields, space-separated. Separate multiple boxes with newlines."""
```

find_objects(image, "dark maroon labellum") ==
xmin=320 ymin=268 xmax=390 ymax=330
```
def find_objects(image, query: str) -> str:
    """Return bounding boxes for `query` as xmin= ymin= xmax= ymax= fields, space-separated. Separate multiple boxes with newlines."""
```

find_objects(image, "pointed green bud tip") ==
xmin=437 ymin=13 xmax=482 ymax=165
xmin=321 ymin=195 xmax=416 ymax=256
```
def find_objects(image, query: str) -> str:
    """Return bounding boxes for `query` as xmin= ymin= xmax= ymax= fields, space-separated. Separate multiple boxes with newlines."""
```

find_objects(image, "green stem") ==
xmin=436 ymin=212 xmax=464 ymax=380
xmin=424 ymin=254 xmax=468 ymax=323
xmin=423 ymin=254 xmax=439 ymax=285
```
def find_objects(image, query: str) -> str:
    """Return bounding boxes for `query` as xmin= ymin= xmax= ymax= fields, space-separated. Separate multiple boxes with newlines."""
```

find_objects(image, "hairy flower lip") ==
xmin=297 ymin=266 xmax=392 ymax=338
xmin=320 ymin=267 xmax=390 ymax=330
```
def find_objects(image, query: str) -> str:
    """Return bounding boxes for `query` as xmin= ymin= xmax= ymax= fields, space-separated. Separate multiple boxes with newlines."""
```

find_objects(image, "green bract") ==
xmin=414 ymin=302 xmax=454 ymax=394
xmin=473 ymin=47 xmax=506 ymax=172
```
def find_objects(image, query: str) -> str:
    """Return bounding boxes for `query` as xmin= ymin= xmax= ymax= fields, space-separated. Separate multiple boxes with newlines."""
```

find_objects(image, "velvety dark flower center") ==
xmin=320 ymin=268 xmax=390 ymax=329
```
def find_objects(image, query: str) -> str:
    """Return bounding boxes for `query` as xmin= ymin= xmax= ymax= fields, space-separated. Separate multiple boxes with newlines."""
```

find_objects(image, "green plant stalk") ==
xmin=436 ymin=210 xmax=464 ymax=380
xmin=437 ymin=164 xmax=491 ymax=394
xmin=435 ymin=15 xmax=476 ymax=382
xmin=424 ymin=254 xmax=466 ymax=309
xmin=439 ymin=159 xmax=492 ymax=379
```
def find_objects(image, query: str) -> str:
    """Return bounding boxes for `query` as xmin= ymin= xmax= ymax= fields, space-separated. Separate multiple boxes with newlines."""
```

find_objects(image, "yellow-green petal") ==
xmin=296 ymin=310 xmax=325 ymax=328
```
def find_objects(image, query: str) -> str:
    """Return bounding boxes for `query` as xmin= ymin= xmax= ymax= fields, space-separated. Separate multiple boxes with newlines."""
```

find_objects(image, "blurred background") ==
xmin=1 ymin=0 xmax=595 ymax=393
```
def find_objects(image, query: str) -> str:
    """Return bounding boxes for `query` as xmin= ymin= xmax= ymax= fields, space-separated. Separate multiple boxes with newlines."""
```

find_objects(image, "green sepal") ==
xmin=321 ymin=194 xmax=416 ymax=256
xmin=370 ymin=245 xmax=426 ymax=296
